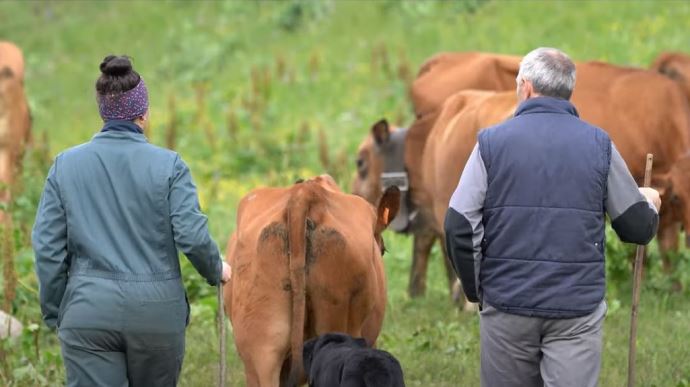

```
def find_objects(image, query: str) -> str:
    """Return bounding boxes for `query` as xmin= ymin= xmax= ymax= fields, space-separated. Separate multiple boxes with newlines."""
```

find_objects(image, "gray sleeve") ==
xmin=606 ymin=144 xmax=659 ymax=244
xmin=444 ymin=143 xmax=487 ymax=303
xmin=32 ymin=159 xmax=69 ymax=329
xmin=169 ymin=156 xmax=222 ymax=286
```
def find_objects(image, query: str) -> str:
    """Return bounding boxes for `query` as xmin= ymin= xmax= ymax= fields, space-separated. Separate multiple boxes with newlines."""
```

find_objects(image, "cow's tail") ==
xmin=286 ymin=185 xmax=310 ymax=386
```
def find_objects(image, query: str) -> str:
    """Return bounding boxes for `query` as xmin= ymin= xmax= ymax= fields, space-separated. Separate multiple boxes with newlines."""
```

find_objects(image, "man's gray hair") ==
xmin=517 ymin=47 xmax=576 ymax=100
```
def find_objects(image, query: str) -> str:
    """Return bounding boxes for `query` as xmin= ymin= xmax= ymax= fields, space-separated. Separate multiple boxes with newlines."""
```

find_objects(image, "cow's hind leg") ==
xmin=234 ymin=280 xmax=291 ymax=387
xmin=408 ymin=230 xmax=436 ymax=297
xmin=243 ymin=346 xmax=287 ymax=387
xmin=658 ymin=214 xmax=682 ymax=291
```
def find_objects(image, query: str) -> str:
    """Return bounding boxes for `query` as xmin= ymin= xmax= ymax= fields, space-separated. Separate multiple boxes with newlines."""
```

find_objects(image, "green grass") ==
xmin=179 ymin=233 xmax=690 ymax=386
xmin=1 ymin=0 xmax=690 ymax=386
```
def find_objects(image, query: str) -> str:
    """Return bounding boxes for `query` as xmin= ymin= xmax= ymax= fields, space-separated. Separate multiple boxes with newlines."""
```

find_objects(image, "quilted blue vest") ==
xmin=478 ymin=96 xmax=611 ymax=318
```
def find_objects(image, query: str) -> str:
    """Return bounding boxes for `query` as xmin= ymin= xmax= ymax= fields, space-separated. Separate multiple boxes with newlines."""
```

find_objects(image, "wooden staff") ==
xmin=218 ymin=282 xmax=227 ymax=387
xmin=627 ymin=153 xmax=653 ymax=387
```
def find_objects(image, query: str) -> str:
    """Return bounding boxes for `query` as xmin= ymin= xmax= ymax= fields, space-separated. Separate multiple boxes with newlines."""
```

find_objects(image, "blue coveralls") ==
xmin=32 ymin=120 xmax=222 ymax=386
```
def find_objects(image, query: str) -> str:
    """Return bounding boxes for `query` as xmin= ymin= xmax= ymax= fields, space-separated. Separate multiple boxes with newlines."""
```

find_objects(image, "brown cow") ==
xmin=0 ymin=42 xmax=31 ymax=224
xmin=422 ymin=64 xmax=690 ymax=275
xmin=353 ymin=119 xmax=458 ymax=300
xmin=225 ymin=175 xmax=400 ymax=387
xmin=650 ymin=51 xmax=690 ymax=264
xmin=354 ymin=54 xmax=690 ymax=300
xmin=424 ymin=82 xmax=689 ymax=232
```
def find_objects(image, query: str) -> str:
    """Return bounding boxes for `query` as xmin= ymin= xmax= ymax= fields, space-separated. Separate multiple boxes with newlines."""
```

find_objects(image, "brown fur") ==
xmin=0 ymin=42 xmax=25 ymax=83
xmin=422 ymin=91 xmax=515 ymax=233
xmin=225 ymin=175 xmax=399 ymax=386
xmin=419 ymin=68 xmax=690 ymax=276
xmin=411 ymin=52 xmax=520 ymax=118
xmin=353 ymin=51 xmax=690 ymax=299
xmin=0 ymin=42 xmax=31 ymax=224
xmin=651 ymin=52 xmax=690 ymax=103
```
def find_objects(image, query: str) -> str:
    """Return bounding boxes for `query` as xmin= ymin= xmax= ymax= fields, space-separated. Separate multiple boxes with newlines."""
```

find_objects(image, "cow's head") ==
xmin=665 ymin=153 xmax=690 ymax=246
xmin=352 ymin=119 xmax=390 ymax=204
xmin=373 ymin=186 xmax=401 ymax=255
xmin=652 ymin=52 xmax=690 ymax=102
xmin=352 ymin=119 xmax=411 ymax=232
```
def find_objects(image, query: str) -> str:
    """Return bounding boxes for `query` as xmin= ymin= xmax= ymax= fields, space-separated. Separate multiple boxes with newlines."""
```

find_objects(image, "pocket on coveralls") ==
xmin=124 ymin=280 xmax=187 ymax=335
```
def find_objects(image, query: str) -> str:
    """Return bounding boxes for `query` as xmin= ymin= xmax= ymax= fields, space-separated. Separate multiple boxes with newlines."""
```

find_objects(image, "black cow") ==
xmin=303 ymin=332 xmax=405 ymax=387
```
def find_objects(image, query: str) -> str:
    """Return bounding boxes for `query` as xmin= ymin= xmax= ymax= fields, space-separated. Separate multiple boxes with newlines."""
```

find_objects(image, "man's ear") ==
xmin=371 ymin=118 xmax=390 ymax=146
xmin=522 ymin=79 xmax=535 ymax=99
xmin=376 ymin=186 xmax=401 ymax=232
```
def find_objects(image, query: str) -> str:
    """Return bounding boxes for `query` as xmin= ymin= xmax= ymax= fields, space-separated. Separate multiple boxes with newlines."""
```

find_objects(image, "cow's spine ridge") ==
xmin=286 ymin=184 xmax=310 ymax=386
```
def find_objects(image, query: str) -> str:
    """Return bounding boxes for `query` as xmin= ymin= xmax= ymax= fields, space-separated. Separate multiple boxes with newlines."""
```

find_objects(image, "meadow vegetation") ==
xmin=0 ymin=1 xmax=689 ymax=386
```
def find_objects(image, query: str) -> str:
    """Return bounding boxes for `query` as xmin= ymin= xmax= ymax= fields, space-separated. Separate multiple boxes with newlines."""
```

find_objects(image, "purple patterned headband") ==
xmin=97 ymin=78 xmax=149 ymax=121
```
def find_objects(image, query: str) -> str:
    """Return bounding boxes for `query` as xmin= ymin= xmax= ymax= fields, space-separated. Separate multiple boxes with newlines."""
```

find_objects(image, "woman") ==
xmin=32 ymin=55 xmax=231 ymax=386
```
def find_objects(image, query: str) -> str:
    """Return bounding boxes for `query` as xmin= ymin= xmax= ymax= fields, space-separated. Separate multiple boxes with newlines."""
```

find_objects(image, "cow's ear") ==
xmin=371 ymin=119 xmax=390 ymax=145
xmin=376 ymin=186 xmax=401 ymax=231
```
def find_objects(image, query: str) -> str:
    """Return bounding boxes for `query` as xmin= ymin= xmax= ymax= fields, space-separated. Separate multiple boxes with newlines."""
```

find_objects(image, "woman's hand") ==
xmin=221 ymin=262 xmax=232 ymax=284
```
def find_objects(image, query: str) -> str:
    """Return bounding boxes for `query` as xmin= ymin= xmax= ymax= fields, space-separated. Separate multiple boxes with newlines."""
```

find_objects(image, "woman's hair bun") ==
xmin=100 ymin=55 xmax=133 ymax=76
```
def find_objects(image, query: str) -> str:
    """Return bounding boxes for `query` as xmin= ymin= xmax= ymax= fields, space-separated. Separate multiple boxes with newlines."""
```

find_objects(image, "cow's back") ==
xmin=574 ymin=61 xmax=690 ymax=178
xmin=226 ymin=178 xmax=386 ymax=386
xmin=229 ymin=182 xmax=383 ymax=332
xmin=411 ymin=52 xmax=520 ymax=117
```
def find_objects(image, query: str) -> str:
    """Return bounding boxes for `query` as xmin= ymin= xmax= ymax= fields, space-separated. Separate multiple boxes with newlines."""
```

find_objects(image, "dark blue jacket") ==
xmin=445 ymin=97 xmax=658 ymax=318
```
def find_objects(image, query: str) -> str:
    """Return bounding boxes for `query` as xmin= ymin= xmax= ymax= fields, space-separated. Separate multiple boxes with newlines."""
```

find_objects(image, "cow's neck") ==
xmin=404 ymin=111 xmax=439 ymax=218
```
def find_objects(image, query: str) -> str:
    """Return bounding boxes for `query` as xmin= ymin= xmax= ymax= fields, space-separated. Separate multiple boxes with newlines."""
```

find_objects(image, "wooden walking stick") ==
xmin=627 ymin=153 xmax=653 ymax=387
xmin=218 ymin=282 xmax=227 ymax=387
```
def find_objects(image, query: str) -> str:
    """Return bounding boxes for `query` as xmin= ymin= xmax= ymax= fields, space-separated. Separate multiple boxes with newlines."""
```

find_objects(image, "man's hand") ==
xmin=639 ymin=187 xmax=661 ymax=211
xmin=221 ymin=262 xmax=232 ymax=284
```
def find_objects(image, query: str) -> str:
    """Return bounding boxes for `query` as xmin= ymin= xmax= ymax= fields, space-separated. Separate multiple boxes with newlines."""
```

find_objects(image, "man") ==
xmin=444 ymin=47 xmax=660 ymax=387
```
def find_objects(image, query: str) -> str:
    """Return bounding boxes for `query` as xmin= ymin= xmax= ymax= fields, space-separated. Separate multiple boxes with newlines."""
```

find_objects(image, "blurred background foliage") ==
xmin=0 ymin=0 xmax=689 ymax=386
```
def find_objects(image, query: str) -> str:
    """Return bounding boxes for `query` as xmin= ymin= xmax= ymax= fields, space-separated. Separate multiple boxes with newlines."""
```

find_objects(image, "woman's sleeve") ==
xmin=169 ymin=155 xmax=222 ymax=286
xmin=32 ymin=159 xmax=70 ymax=329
